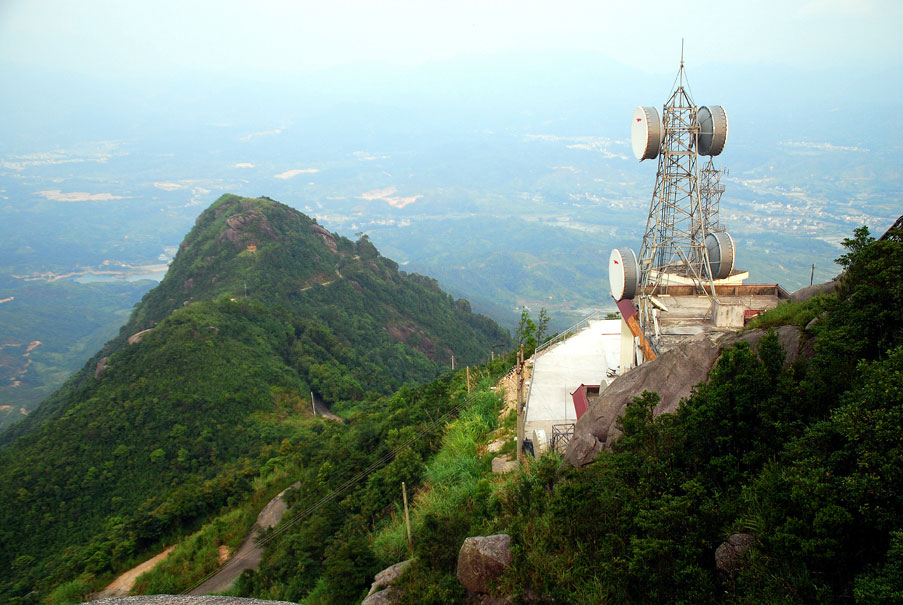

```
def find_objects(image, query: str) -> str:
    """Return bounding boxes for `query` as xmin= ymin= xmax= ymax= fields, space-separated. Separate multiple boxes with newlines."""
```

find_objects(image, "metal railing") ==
xmin=551 ymin=423 xmax=575 ymax=453
xmin=533 ymin=309 xmax=607 ymax=357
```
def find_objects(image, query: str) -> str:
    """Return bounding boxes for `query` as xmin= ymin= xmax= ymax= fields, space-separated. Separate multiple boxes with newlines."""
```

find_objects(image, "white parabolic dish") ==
xmin=609 ymin=247 xmax=639 ymax=301
xmin=705 ymin=231 xmax=736 ymax=280
xmin=696 ymin=105 xmax=729 ymax=156
xmin=630 ymin=106 xmax=663 ymax=161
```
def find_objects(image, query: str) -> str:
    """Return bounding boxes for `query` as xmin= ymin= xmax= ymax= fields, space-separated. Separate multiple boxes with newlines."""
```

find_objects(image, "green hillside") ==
xmin=220 ymin=223 xmax=902 ymax=604
xmin=355 ymin=224 xmax=902 ymax=604
xmin=0 ymin=194 xmax=508 ymax=602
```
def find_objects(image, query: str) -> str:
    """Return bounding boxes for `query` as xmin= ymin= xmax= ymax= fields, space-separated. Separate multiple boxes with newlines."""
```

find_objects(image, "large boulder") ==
xmin=790 ymin=280 xmax=838 ymax=304
xmin=365 ymin=560 xmax=411 ymax=598
xmin=361 ymin=587 xmax=403 ymax=605
xmin=564 ymin=326 xmax=802 ymax=468
xmin=715 ymin=533 xmax=756 ymax=577
xmin=491 ymin=456 xmax=518 ymax=474
xmin=456 ymin=534 xmax=513 ymax=594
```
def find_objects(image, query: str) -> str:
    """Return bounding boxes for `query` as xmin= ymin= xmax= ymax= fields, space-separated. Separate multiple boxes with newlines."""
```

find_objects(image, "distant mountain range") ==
xmin=1 ymin=52 xmax=899 ymax=426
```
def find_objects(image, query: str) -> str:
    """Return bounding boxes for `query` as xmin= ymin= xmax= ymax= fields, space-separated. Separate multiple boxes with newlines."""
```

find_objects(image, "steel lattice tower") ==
xmin=699 ymin=157 xmax=727 ymax=233
xmin=636 ymin=59 xmax=715 ymax=324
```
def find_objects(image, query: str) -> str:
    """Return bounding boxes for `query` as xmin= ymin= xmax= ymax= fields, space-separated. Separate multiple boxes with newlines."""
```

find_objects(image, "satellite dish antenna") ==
xmin=705 ymin=231 xmax=735 ymax=280
xmin=697 ymin=105 xmax=729 ymax=156
xmin=610 ymin=43 xmax=737 ymax=347
xmin=631 ymin=106 xmax=664 ymax=161
xmin=609 ymin=248 xmax=639 ymax=301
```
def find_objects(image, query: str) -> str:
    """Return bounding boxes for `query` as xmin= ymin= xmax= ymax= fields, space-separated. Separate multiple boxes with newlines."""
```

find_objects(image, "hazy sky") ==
xmin=2 ymin=0 xmax=901 ymax=77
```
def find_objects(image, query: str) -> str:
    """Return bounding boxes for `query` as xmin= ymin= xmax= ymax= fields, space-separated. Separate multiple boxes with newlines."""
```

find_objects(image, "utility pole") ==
xmin=310 ymin=391 xmax=316 ymax=416
xmin=451 ymin=354 xmax=455 ymax=371
xmin=516 ymin=345 xmax=525 ymax=463
xmin=402 ymin=482 xmax=412 ymax=550
xmin=810 ymin=264 xmax=815 ymax=286
xmin=466 ymin=366 xmax=471 ymax=394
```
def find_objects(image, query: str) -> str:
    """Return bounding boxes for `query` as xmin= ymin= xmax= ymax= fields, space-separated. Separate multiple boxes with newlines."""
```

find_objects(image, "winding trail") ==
xmin=95 ymin=547 xmax=176 ymax=599
xmin=188 ymin=483 xmax=299 ymax=596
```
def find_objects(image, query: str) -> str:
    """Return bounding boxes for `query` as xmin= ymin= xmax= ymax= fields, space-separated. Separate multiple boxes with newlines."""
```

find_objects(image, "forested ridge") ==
xmin=136 ymin=223 xmax=903 ymax=604
xmin=0 ymin=194 xmax=508 ymax=603
xmin=1 ymin=201 xmax=900 ymax=604
xmin=355 ymin=224 xmax=903 ymax=603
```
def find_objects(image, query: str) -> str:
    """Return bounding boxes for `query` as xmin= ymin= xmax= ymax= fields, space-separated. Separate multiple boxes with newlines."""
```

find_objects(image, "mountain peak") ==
xmin=0 ymin=194 xmax=509 ymax=600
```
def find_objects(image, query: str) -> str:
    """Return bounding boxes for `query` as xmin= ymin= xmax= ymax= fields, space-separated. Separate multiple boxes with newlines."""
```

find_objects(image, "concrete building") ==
xmin=522 ymin=277 xmax=788 ymax=456
xmin=522 ymin=317 xmax=621 ymax=453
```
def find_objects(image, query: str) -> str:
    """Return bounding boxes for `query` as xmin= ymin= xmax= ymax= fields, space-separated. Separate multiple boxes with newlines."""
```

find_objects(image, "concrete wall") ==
xmin=714 ymin=300 xmax=746 ymax=328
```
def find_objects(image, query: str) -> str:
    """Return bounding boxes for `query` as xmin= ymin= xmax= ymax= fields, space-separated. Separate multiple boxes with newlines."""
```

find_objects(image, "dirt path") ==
xmin=188 ymin=483 xmax=299 ymax=596
xmin=95 ymin=546 xmax=176 ymax=599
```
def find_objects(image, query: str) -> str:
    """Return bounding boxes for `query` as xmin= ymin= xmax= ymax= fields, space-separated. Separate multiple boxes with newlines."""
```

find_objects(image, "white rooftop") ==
xmin=524 ymin=318 xmax=621 ymax=440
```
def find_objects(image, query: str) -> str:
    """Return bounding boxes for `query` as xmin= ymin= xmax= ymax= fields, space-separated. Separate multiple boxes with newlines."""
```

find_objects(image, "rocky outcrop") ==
xmin=361 ymin=587 xmax=402 ymax=605
xmin=456 ymin=534 xmax=512 ymax=594
xmin=386 ymin=321 xmax=438 ymax=359
xmin=310 ymin=224 xmax=338 ymax=253
xmin=94 ymin=357 xmax=109 ymax=380
xmin=218 ymin=210 xmax=278 ymax=249
xmin=715 ymin=533 xmax=755 ymax=577
xmin=127 ymin=328 xmax=154 ymax=346
xmin=364 ymin=560 xmax=410 ymax=602
xmin=491 ymin=457 xmax=517 ymax=474
xmin=790 ymin=280 xmax=838 ymax=304
xmin=564 ymin=326 xmax=803 ymax=468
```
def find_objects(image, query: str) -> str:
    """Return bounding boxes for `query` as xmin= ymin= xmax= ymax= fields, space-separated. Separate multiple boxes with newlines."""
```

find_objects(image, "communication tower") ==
xmin=610 ymin=46 xmax=735 ymax=351
xmin=699 ymin=158 xmax=727 ymax=233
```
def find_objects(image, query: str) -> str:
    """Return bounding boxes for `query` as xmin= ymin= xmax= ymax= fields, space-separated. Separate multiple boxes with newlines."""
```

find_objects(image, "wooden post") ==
xmin=466 ymin=366 xmax=471 ymax=394
xmin=402 ymin=482 xmax=412 ymax=550
xmin=516 ymin=345 xmax=525 ymax=463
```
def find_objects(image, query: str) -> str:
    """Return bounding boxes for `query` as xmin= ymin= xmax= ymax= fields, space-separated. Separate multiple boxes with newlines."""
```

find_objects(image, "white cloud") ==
xmin=274 ymin=168 xmax=320 ymax=180
xmin=240 ymin=129 xmax=282 ymax=142
xmin=35 ymin=190 xmax=129 ymax=202
xmin=358 ymin=186 xmax=422 ymax=208
xmin=526 ymin=134 xmax=629 ymax=160
xmin=780 ymin=140 xmax=868 ymax=152
xmin=2 ymin=144 xmax=120 ymax=171
xmin=233 ymin=162 xmax=255 ymax=168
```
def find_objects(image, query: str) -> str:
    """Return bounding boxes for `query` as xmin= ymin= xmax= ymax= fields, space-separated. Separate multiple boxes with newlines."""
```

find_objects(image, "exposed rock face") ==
xmin=94 ymin=357 xmax=109 ymax=380
xmin=366 ymin=560 xmax=411 ymax=599
xmin=564 ymin=326 xmax=803 ymax=468
xmin=127 ymin=329 xmax=155 ymax=346
xmin=790 ymin=280 xmax=838 ymax=304
xmin=361 ymin=587 xmax=402 ymax=605
xmin=386 ymin=321 xmax=438 ymax=359
xmin=456 ymin=534 xmax=513 ymax=594
xmin=310 ymin=224 xmax=338 ymax=253
xmin=218 ymin=210 xmax=278 ymax=249
xmin=715 ymin=533 xmax=755 ymax=577
xmin=491 ymin=457 xmax=518 ymax=474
